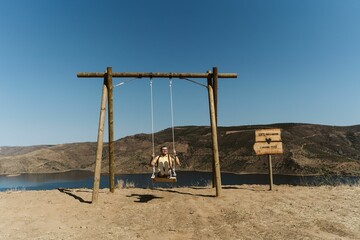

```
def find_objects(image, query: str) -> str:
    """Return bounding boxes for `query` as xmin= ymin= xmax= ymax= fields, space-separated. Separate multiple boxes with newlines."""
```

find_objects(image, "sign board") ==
xmin=255 ymin=129 xmax=282 ymax=142
xmin=254 ymin=128 xmax=283 ymax=155
xmin=253 ymin=142 xmax=283 ymax=155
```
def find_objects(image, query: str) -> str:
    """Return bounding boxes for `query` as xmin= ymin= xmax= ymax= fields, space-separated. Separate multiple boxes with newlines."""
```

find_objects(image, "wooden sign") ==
xmin=255 ymin=129 xmax=282 ymax=142
xmin=253 ymin=142 xmax=283 ymax=155
xmin=253 ymin=128 xmax=283 ymax=190
xmin=254 ymin=129 xmax=283 ymax=155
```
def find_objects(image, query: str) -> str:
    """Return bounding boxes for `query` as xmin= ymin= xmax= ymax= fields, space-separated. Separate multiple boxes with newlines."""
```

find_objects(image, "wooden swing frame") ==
xmin=77 ymin=67 xmax=237 ymax=203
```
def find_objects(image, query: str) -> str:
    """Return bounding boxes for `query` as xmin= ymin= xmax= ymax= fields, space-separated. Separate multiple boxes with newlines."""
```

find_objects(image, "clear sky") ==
xmin=0 ymin=0 xmax=359 ymax=146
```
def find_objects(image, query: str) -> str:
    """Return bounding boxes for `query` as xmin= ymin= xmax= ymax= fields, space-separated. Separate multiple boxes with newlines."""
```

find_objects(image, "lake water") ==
xmin=0 ymin=170 xmax=359 ymax=192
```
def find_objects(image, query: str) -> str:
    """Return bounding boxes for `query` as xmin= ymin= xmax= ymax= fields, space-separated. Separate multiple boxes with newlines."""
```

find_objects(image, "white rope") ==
xmin=150 ymin=79 xmax=155 ymax=157
xmin=169 ymin=79 xmax=176 ymax=154
xmin=150 ymin=79 xmax=156 ymax=178
xmin=169 ymin=79 xmax=177 ymax=176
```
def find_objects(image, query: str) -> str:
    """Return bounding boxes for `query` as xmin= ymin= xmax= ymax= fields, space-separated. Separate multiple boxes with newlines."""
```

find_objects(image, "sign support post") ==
xmin=254 ymin=128 xmax=283 ymax=191
xmin=268 ymin=154 xmax=273 ymax=190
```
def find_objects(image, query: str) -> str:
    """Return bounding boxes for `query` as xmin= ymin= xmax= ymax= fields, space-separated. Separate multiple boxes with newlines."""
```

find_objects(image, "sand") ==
xmin=0 ymin=185 xmax=359 ymax=240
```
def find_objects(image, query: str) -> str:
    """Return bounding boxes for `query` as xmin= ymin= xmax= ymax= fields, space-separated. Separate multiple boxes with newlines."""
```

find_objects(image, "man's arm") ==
xmin=172 ymin=151 xmax=181 ymax=166
xmin=150 ymin=155 xmax=157 ymax=166
xmin=174 ymin=155 xmax=181 ymax=166
xmin=176 ymin=156 xmax=181 ymax=166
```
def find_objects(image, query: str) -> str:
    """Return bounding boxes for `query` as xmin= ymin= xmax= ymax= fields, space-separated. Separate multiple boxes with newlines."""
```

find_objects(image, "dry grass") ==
xmin=116 ymin=179 xmax=136 ymax=189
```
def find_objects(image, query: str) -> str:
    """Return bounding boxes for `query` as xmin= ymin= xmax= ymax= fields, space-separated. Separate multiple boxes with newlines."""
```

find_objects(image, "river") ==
xmin=0 ymin=170 xmax=359 ymax=192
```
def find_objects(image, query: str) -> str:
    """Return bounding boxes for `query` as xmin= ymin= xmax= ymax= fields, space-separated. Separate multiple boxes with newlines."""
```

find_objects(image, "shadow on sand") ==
xmin=127 ymin=194 xmax=164 ymax=203
xmin=222 ymin=185 xmax=270 ymax=192
xmin=58 ymin=188 xmax=92 ymax=204
xmin=153 ymin=188 xmax=215 ymax=198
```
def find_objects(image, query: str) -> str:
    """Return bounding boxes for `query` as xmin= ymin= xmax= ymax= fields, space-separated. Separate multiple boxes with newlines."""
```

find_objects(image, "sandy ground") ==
xmin=0 ymin=185 xmax=359 ymax=240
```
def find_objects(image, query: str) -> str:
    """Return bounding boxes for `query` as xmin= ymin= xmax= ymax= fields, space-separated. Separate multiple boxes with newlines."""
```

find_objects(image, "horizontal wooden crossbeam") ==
xmin=77 ymin=72 xmax=237 ymax=79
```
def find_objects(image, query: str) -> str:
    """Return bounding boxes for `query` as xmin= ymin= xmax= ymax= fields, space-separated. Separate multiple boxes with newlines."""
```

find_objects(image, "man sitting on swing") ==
xmin=150 ymin=146 xmax=181 ymax=177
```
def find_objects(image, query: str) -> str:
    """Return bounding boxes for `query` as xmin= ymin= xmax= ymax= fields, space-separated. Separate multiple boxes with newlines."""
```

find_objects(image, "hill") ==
xmin=1 ymin=123 xmax=360 ymax=175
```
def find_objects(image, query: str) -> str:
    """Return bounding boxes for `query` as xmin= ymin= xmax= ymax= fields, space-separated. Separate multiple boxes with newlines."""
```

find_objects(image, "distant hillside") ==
xmin=1 ymin=123 xmax=360 ymax=175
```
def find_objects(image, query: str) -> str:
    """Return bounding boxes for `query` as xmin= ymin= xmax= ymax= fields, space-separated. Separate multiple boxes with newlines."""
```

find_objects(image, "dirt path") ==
xmin=0 ymin=185 xmax=359 ymax=239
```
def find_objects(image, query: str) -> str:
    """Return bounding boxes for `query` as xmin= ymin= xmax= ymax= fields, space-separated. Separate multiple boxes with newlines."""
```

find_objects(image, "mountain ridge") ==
xmin=1 ymin=123 xmax=360 ymax=175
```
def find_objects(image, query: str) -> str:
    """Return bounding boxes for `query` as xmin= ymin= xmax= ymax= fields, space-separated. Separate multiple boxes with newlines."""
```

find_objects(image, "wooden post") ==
xmin=212 ymin=67 xmax=218 ymax=123
xmin=92 ymin=79 xmax=108 ymax=204
xmin=106 ymin=67 xmax=115 ymax=193
xmin=268 ymin=154 xmax=273 ymax=191
xmin=212 ymin=67 xmax=219 ymax=188
xmin=207 ymin=78 xmax=222 ymax=197
xmin=207 ymin=71 xmax=215 ymax=188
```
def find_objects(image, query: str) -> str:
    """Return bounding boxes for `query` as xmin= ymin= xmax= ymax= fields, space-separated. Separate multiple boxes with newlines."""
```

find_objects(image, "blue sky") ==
xmin=0 ymin=0 xmax=359 ymax=146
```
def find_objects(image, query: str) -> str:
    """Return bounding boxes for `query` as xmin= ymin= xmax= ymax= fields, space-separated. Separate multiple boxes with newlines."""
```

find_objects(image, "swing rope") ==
xmin=169 ymin=79 xmax=176 ymax=176
xmin=150 ymin=78 xmax=155 ymax=157
xmin=169 ymin=79 xmax=176 ymax=154
xmin=150 ymin=78 xmax=156 ymax=178
xmin=169 ymin=78 xmax=177 ymax=177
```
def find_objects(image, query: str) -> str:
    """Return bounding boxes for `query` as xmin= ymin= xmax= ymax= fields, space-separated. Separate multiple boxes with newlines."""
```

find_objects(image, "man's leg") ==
xmin=163 ymin=161 xmax=169 ymax=176
xmin=158 ymin=162 xmax=165 ymax=177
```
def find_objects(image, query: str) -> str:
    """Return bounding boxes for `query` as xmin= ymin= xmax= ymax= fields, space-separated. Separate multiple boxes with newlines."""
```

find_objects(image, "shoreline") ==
xmin=2 ymin=169 xmax=360 ymax=177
